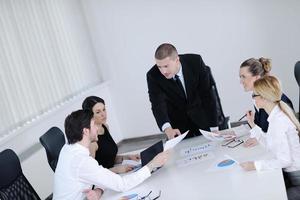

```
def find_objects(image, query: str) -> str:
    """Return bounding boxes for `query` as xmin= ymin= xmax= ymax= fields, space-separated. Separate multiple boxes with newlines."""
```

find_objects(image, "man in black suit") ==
xmin=147 ymin=43 xmax=220 ymax=139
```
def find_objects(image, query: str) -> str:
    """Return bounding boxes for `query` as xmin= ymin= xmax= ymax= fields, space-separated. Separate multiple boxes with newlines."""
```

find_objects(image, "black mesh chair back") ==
xmin=207 ymin=66 xmax=229 ymax=130
xmin=0 ymin=149 xmax=41 ymax=200
xmin=39 ymin=127 xmax=65 ymax=172
xmin=294 ymin=61 xmax=300 ymax=117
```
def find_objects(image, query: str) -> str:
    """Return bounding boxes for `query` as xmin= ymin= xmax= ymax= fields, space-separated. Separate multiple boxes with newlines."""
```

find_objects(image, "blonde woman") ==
xmin=240 ymin=76 xmax=300 ymax=200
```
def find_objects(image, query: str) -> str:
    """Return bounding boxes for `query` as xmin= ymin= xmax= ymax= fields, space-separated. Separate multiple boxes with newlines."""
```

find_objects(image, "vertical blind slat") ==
xmin=0 ymin=0 xmax=102 ymax=139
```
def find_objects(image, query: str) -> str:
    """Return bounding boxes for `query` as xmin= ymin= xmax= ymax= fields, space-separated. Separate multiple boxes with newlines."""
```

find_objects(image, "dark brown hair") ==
xmin=240 ymin=57 xmax=272 ymax=77
xmin=82 ymin=96 xmax=105 ymax=111
xmin=154 ymin=43 xmax=178 ymax=60
xmin=64 ymin=110 xmax=94 ymax=144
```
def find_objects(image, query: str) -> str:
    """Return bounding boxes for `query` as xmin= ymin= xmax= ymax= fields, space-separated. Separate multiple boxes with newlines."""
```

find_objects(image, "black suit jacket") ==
xmin=147 ymin=54 xmax=219 ymax=133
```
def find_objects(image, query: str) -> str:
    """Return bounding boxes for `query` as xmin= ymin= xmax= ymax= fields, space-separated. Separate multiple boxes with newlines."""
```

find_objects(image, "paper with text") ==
xmin=180 ymin=142 xmax=215 ymax=157
xmin=164 ymin=131 xmax=188 ymax=151
xmin=176 ymin=152 xmax=215 ymax=167
xmin=200 ymin=129 xmax=228 ymax=141
xmin=121 ymin=159 xmax=142 ymax=171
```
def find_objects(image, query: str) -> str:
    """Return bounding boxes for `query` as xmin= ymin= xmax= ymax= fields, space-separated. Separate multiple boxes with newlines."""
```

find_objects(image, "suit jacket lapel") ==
xmin=158 ymin=73 xmax=186 ymax=99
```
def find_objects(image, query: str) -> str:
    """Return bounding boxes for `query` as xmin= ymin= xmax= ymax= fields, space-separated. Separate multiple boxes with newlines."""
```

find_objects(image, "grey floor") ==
xmin=116 ymin=120 xmax=249 ymax=154
xmin=21 ymin=120 xmax=246 ymax=162
xmin=20 ymin=133 xmax=167 ymax=162
xmin=118 ymin=133 xmax=167 ymax=154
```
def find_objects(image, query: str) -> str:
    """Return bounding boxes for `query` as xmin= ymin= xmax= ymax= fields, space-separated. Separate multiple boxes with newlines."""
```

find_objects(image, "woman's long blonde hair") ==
xmin=253 ymin=76 xmax=300 ymax=132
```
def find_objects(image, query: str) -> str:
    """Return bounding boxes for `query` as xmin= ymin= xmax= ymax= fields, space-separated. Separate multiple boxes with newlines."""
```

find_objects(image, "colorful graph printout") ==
xmin=217 ymin=159 xmax=235 ymax=168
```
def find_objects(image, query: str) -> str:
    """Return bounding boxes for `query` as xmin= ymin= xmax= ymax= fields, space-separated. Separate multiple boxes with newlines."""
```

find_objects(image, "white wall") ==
xmin=82 ymin=0 xmax=300 ymax=139
xmin=0 ymin=82 xmax=122 ymax=198
xmin=0 ymin=82 xmax=122 ymax=154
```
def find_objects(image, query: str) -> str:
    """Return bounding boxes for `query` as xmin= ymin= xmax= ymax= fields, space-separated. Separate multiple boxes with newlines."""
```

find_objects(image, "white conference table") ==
xmin=102 ymin=135 xmax=288 ymax=200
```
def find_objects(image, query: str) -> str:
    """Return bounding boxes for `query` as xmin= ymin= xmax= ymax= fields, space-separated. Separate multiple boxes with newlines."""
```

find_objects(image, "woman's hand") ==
xmin=240 ymin=161 xmax=256 ymax=171
xmin=124 ymin=154 xmax=140 ymax=161
xmin=244 ymin=138 xmax=258 ymax=148
xmin=110 ymin=165 xmax=134 ymax=174
xmin=246 ymin=110 xmax=255 ymax=128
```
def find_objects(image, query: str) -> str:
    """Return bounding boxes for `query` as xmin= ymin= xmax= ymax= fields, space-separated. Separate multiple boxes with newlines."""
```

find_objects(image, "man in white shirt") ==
xmin=53 ymin=110 xmax=169 ymax=200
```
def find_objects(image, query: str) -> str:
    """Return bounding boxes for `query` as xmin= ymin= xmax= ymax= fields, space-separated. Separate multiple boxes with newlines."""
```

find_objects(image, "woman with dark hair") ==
xmin=239 ymin=57 xmax=294 ymax=147
xmin=82 ymin=96 xmax=140 ymax=174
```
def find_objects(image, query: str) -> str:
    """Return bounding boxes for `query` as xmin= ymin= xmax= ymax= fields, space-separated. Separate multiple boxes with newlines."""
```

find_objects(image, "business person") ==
xmin=240 ymin=76 xmax=300 ymax=200
xmin=53 ymin=109 xmax=169 ymax=200
xmin=239 ymin=57 xmax=293 ymax=147
xmin=82 ymin=96 xmax=139 ymax=174
xmin=147 ymin=43 xmax=223 ymax=139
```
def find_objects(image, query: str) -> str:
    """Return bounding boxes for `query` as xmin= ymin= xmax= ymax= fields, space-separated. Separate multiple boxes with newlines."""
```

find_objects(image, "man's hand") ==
xmin=83 ymin=188 xmax=103 ymax=200
xmin=240 ymin=161 xmax=256 ymax=171
xmin=147 ymin=150 xmax=170 ymax=171
xmin=243 ymin=138 xmax=258 ymax=148
xmin=164 ymin=127 xmax=181 ymax=139
xmin=110 ymin=164 xmax=133 ymax=174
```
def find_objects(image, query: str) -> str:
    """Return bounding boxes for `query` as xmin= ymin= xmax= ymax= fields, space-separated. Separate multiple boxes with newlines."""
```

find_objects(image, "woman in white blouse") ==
xmin=240 ymin=76 xmax=300 ymax=200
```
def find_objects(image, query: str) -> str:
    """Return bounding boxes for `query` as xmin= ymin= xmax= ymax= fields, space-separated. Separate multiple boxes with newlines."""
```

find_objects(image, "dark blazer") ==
xmin=147 ymin=54 xmax=219 ymax=133
xmin=254 ymin=93 xmax=294 ymax=132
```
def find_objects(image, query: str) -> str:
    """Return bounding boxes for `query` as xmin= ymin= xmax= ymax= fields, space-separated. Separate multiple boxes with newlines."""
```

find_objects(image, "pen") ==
xmin=238 ymin=114 xmax=247 ymax=121
xmin=238 ymin=111 xmax=252 ymax=121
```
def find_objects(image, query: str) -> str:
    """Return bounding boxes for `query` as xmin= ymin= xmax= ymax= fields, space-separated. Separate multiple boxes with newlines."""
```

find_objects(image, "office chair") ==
xmin=208 ymin=66 xmax=230 ymax=130
xmin=39 ymin=127 xmax=65 ymax=172
xmin=0 ymin=149 xmax=41 ymax=200
xmin=294 ymin=61 xmax=300 ymax=118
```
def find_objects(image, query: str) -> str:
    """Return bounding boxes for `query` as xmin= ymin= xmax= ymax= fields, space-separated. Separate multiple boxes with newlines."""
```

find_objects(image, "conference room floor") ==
xmin=117 ymin=121 xmax=249 ymax=154
xmin=118 ymin=133 xmax=166 ymax=154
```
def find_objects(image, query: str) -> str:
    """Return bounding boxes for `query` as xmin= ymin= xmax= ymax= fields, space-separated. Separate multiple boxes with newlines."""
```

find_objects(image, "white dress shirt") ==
xmin=53 ymin=143 xmax=151 ymax=200
xmin=250 ymin=105 xmax=300 ymax=172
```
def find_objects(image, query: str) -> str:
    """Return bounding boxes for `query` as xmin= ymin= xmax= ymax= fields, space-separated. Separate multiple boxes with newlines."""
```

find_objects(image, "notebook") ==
xmin=140 ymin=140 xmax=163 ymax=167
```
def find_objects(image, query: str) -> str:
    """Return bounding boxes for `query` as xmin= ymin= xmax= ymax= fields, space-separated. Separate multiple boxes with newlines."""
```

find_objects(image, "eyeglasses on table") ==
xmin=139 ymin=190 xmax=161 ymax=200
xmin=221 ymin=138 xmax=244 ymax=148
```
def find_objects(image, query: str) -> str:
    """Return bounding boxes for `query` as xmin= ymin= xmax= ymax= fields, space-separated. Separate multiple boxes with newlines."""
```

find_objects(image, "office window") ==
xmin=0 ymin=0 xmax=102 ymax=140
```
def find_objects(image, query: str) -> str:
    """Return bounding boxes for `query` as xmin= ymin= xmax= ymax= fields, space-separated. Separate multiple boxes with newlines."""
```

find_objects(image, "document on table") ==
xmin=176 ymin=152 xmax=215 ymax=167
xmin=180 ymin=142 xmax=215 ymax=157
xmin=121 ymin=159 xmax=142 ymax=171
xmin=164 ymin=131 xmax=188 ymax=151
xmin=206 ymin=154 xmax=241 ymax=172
xmin=230 ymin=124 xmax=250 ymax=137
xmin=200 ymin=129 xmax=229 ymax=141
xmin=200 ymin=125 xmax=250 ymax=142
xmin=122 ymin=159 xmax=141 ymax=166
